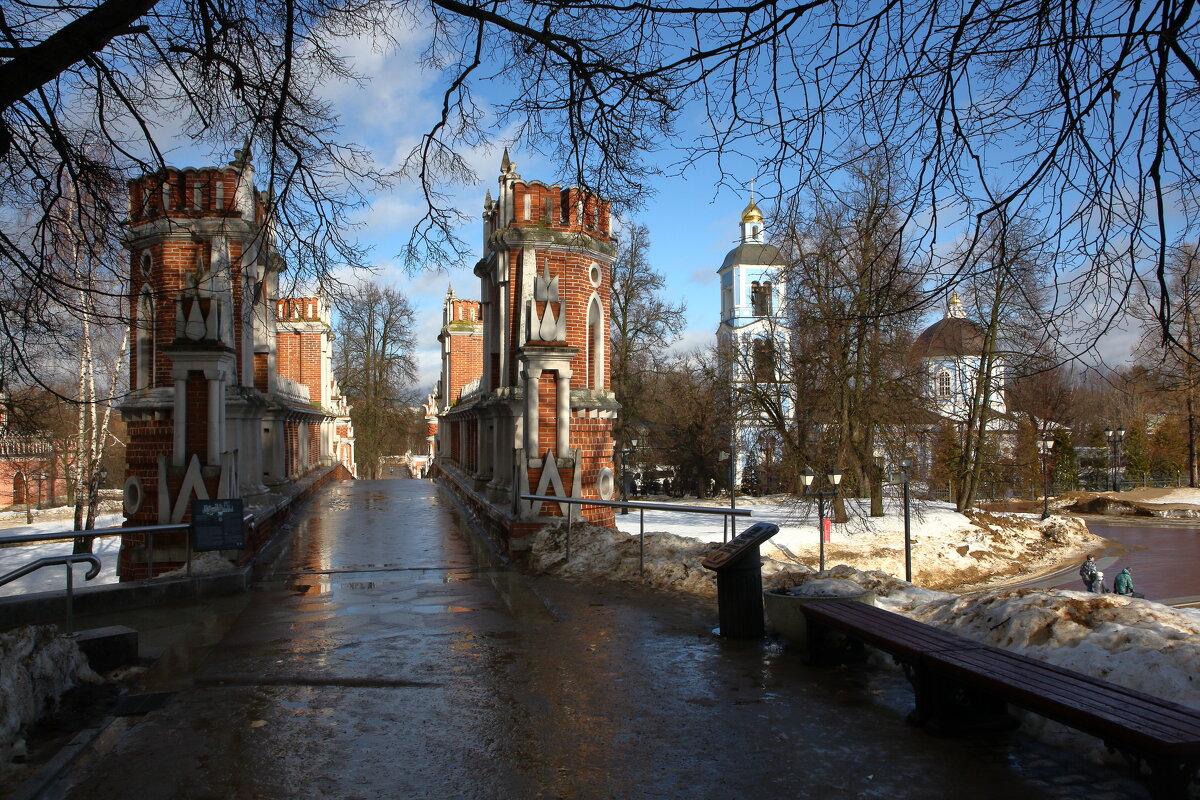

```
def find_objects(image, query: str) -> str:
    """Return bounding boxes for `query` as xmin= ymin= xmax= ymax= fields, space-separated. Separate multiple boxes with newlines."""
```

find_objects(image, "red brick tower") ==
xmin=119 ymin=146 xmax=351 ymax=578
xmin=434 ymin=151 xmax=618 ymax=552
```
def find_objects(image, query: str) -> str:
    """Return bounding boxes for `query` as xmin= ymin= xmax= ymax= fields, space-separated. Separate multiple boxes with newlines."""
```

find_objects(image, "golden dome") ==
xmin=741 ymin=199 xmax=763 ymax=224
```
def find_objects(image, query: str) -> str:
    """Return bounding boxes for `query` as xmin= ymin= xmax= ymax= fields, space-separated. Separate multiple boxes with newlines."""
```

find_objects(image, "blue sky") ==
xmin=315 ymin=25 xmax=789 ymax=393
xmin=152 ymin=18 xmax=1141 ymax=393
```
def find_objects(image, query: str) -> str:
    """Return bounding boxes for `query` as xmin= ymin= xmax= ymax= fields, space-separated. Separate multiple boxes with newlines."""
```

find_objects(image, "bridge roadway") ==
xmin=47 ymin=479 xmax=1148 ymax=799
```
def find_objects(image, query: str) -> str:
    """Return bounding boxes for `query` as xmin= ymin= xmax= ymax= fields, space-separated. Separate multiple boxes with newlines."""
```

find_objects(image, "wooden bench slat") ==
xmin=801 ymin=602 xmax=981 ymax=660
xmin=799 ymin=601 xmax=1200 ymax=797
xmin=925 ymin=649 xmax=1200 ymax=751
xmin=932 ymin=646 xmax=1200 ymax=722
xmin=926 ymin=648 xmax=1200 ymax=739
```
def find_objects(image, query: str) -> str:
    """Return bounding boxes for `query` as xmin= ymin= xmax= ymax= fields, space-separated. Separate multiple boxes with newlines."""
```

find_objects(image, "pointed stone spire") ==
xmin=446 ymin=283 xmax=456 ymax=300
xmin=499 ymin=148 xmax=517 ymax=178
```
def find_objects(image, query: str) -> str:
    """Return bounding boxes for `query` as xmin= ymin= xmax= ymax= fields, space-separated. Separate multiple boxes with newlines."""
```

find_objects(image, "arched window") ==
xmin=753 ymin=339 xmax=775 ymax=382
xmin=751 ymin=281 xmax=771 ymax=316
xmin=752 ymin=225 xmax=760 ymax=239
xmin=936 ymin=369 xmax=953 ymax=398
xmin=586 ymin=295 xmax=604 ymax=389
xmin=136 ymin=288 xmax=155 ymax=390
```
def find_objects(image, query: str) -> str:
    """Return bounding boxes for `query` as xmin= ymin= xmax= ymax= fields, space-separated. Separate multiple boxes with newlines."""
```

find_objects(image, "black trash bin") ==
xmin=701 ymin=522 xmax=781 ymax=638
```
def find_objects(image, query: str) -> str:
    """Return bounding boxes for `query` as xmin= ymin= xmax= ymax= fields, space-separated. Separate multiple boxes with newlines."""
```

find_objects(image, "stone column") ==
xmin=207 ymin=371 xmax=223 ymax=466
xmin=172 ymin=373 xmax=187 ymax=468
xmin=556 ymin=371 xmax=571 ymax=456
xmin=524 ymin=367 xmax=541 ymax=456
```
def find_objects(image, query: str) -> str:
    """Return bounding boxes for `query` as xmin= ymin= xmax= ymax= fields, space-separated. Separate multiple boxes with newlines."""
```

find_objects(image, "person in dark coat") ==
xmin=1079 ymin=554 xmax=1100 ymax=592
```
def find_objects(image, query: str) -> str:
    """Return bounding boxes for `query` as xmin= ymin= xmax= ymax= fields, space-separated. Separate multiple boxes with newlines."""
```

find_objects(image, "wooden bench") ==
xmin=801 ymin=598 xmax=985 ymax=664
xmin=800 ymin=601 xmax=1200 ymax=799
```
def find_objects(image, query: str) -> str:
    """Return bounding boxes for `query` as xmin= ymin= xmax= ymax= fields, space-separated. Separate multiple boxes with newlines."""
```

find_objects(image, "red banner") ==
xmin=822 ymin=518 xmax=831 ymax=543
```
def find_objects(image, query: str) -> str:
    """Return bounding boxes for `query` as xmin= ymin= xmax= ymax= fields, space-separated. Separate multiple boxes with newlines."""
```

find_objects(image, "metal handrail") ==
xmin=0 ymin=554 xmax=101 ymax=635
xmin=0 ymin=523 xmax=188 ymax=547
xmin=520 ymin=494 xmax=753 ymax=575
xmin=0 ymin=513 xmax=255 ymax=584
xmin=0 ymin=523 xmax=191 ymax=581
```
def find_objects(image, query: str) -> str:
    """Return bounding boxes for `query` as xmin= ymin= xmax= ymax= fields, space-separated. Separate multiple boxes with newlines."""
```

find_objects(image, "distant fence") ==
xmin=923 ymin=471 xmax=1192 ymax=504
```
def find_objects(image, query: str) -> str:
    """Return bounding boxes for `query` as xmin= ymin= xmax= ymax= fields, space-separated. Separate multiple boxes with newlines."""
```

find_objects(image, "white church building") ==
xmin=716 ymin=197 xmax=790 ymax=488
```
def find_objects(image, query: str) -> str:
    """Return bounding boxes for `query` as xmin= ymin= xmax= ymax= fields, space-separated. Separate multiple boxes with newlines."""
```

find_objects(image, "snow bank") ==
xmin=0 ymin=625 xmax=98 ymax=762
xmin=774 ymin=578 xmax=869 ymax=598
xmin=528 ymin=520 xmax=816 ymax=596
xmin=157 ymin=551 xmax=237 ymax=578
xmin=612 ymin=496 xmax=1101 ymax=591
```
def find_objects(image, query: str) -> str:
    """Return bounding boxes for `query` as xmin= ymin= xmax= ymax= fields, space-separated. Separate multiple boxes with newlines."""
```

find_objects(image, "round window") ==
xmin=589 ymin=263 xmax=602 ymax=288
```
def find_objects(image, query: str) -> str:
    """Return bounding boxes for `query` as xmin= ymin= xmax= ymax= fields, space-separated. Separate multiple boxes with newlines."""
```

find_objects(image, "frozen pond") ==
xmin=1022 ymin=517 xmax=1200 ymax=604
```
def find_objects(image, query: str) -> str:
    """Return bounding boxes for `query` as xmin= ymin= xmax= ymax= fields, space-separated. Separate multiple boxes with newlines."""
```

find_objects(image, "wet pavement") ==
xmin=39 ymin=480 xmax=1155 ymax=799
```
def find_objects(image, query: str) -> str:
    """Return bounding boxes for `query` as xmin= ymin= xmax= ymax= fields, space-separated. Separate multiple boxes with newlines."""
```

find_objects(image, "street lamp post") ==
xmin=801 ymin=466 xmax=843 ymax=573
xmin=898 ymin=458 xmax=913 ymax=582
xmin=718 ymin=450 xmax=734 ymax=541
xmin=38 ymin=471 xmax=47 ymax=510
xmin=619 ymin=439 xmax=638 ymax=514
xmin=1040 ymin=435 xmax=1056 ymax=520
xmin=1104 ymin=427 xmax=1126 ymax=492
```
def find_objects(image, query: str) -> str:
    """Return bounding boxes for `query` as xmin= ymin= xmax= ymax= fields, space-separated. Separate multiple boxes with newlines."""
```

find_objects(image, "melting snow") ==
xmin=0 ymin=625 xmax=98 ymax=764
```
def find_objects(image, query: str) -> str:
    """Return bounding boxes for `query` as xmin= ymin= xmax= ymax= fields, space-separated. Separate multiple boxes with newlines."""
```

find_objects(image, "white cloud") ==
xmin=669 ymin=326 xmax=717 ymax=356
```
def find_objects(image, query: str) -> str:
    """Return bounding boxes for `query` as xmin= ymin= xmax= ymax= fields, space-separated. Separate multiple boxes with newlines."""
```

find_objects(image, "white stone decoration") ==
xmin=596 ymin=467 xmax=615 ymax=501
xmin=122 ymin=476 xmax=143 ymax=516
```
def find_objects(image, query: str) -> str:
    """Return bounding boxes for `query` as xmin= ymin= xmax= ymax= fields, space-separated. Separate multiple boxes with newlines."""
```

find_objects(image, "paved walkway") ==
xmin=42 ymin=479 xmax=1150 ymax=799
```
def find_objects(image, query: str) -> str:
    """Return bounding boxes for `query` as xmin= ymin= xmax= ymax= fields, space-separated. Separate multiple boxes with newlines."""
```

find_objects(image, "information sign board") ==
xmin=191 ymin=498 xmax=245 ymax=552
xmin=701 ymin=522 xmax=781 ymax=570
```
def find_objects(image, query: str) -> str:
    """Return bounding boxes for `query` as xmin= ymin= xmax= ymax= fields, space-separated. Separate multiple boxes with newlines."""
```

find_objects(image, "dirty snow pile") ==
xmin=602 ymin=495 xmax=1100 ymax=591
xmin=1112 ymin=487 xmax=1200 ymax=506
xmin=773 ymin=577 xmax=872 ymax=598
xmin=0 ymin=625 xmax=98 ymax=764
xmin=158 ymin=551 xmax=237 ymax=577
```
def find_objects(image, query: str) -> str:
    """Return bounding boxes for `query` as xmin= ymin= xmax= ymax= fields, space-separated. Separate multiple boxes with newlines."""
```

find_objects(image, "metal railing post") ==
xmin=64 ymin=562 xmax=75 ymax=635
xmin=639 ymin=508 xmax=645 ymax=575
xmin=566 ymin=503 xmax=574 ymax=563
